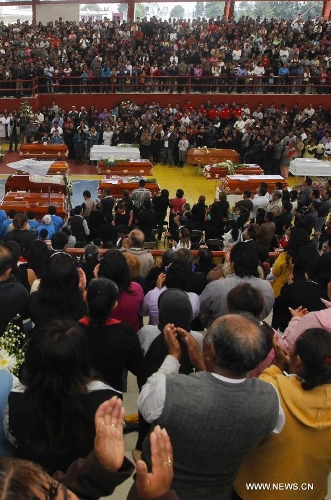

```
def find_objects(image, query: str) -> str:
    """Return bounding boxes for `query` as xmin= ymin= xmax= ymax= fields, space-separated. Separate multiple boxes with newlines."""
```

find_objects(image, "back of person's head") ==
xmin=128 ymin=229 xmax=144 ymax=248
xmin=259 ymin=187 xmax=267 ymax=196
xmin=243 ymin=190 xmax=252 ymax=198
xmin=175 ymin=247 xmax=194 ymax=265
xmin=41 ymin=252 xmax=79 ymax=296
xmin=227 ymin=284 xmax=264 ymax=318
xmin=74 ymin=205 xmax=82 ymax=215
xmin=27 ymin=211 xmax=36 ymax=220
xmin=206 ymin=314 xmax=268 ymax=376
xmin=282 ymin=201 xmax=292 ymax=213
xmin=12 ymin=213 xmax=27 ymax=230
xmin=162 ymin=249 xmax=175 ymax=267
xmin=123 ymin=252 xmax=141 ymax=279
xmin=84 ymin=243 xmax=100 ymax=262
xmin=22 ymin=320 xmax=91 ymax=453
xmin=143 ymin=199 xmax=152 ymax=210
xmin=198 ymin=195 xmax=206 ymax=204
xmin=305 ymin=176 xmax=313 ymax=186
xmin=51 ymin=231 xmax=69 ymax=250
xmin=164 ymin=258 xmax=192 ymax=290
xmin=290 ymin=189 xmax=298 ymax=201
xmin=295 ymin=328 xmax=331 ymax=390
xmin=313 ymin=252 xmax=331 ymax=286
xmin=86 ymin=278 xmax=118 ymax=326
xmin=139 ymin=179 xmax=146 ymax=187
xmin=3 ymin=240 xmax=21 ymax=270
xmin=48 ymin=205 xmax=57 ymax=216
xmin=286 ymin=227 xmax=310 ymax=258
xmin=98 ymin=248 xmax=131 ymax=293
xmin=8 ymin=210 xmax=17 ymax=220
xmin=256 ymin=245 xmax=269 ymax=263
xmin=158 ymin=289 xmax=193 ymax=332
xmin=0 ymin=244 xmax=14 ymax=277
xmin=292 ymin=246 xmax=320 ymax=280
xmin=230 ymin=242 xmax=259 ymax=278
xmin=176 ymin=189 xmax=184 ymax=199
xmin=83 ymin=190 xmax=91 ymax=198
xmin=197 ymin=247 xmax=213 ymax=266
xmin=265 ymin=211 xmax=275 ymax=222
xmin=39 ymin=228 xmax=49 ymax=240
xmin=161 ymin=189 xmax=169 ymax=198
xmin=0 ymin=457 xmax=57 ymax=500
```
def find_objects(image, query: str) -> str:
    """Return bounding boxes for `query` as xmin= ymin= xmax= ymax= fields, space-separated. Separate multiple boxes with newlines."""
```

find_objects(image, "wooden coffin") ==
xmin=186 ymin=148 xmax=240 ymax=165
xmin=98 ymin=177 xmax=160 ymax=198
xmin=203 ymin=164 xmax=263 ymax=179
xmin=5 ymin=174 xmax=66 ymax=194
xmin=20 ymin=144 xmax=68 ymax=160
xmin=1 ymin=192 xmax=66 ymax=218
xmin=97 ymin=159 xmax=153 ymax=176
xmin=219 ymin=175 xmax=288 ymax=194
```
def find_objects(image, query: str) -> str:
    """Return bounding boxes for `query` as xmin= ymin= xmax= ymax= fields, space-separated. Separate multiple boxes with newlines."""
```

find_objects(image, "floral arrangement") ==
xmin=20 ymin=100 xmax=34 ymax=118
xmin=0 ymin=315 xmax=25 ymax=376
xmin=0 ymin=146 xmax=5 ymax=160
xmin=215 ymin=160 xmax=250 ymax=175
xmin=103 ymin=155 xmax=126 ymax=167
xmin=64 ymin=173 xmax=73 ymax=209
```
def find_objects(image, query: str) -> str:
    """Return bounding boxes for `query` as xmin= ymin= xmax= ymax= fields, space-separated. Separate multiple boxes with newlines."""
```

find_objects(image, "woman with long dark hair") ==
xmin=271 ymin=226 xmax=311 ymax=298
xmin=29 ymin=252 xmax=86 ymax=328
xmin=6 ymin=320 xmax=120 ymax=473
xmin=97 ymin=249 xmax=144 ymax=332
xmin=79 ymin=277 xmax=146 ymax=392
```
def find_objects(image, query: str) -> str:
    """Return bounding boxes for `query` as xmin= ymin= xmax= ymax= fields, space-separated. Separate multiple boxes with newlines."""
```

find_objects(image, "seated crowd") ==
xmin=0 ymin=15 xmax=330 ymax=96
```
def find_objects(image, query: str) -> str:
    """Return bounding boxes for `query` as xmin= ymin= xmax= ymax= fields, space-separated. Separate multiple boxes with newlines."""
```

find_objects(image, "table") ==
xmin=203 ymin=164 xmax=263 ymax=179
xmin=98 ymin=177 xmax=160 ymax=199
xmin=186 ymin=148 xmax=240 ymax=166
xmin=20 ymin=144 xmax=68 ymax=160
xmin=97 ymin=159 xmax=153 ymax=176
xmin=289 ymin=158 xmax=331 ymax=177
xmin=90 ymin=146 xmax=140 ymax=161
xmin=5 ymin=174 xmax=66 ymax=194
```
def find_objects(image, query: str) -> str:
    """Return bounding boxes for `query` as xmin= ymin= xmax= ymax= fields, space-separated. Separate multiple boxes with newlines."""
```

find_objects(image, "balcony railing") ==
xmin=0 ymin=74 xmax=329 ymax=98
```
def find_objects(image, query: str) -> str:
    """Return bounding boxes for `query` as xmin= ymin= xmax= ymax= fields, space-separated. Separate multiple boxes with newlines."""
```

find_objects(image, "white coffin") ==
xmin=90 ymin=146 xmax=140 ymax=161
xmin=289 ymin=158 xmax=331 ymax=176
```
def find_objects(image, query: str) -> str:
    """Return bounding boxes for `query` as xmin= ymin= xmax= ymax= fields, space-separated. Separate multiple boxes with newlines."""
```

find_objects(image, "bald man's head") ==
xmin=206 ymin=314 xmax=268 ymax=376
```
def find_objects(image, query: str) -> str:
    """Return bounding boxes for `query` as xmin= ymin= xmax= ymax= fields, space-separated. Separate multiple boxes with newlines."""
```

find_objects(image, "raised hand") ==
xmin=136 ymin=426 xmax=173 ymax=499
xmin=163 ymin=323 xmax=181 ymax=360
xmin=94 ymin=396 xmax=125 ymax=472
xmin=177 ymin=328 xmax=205 ymax=371
xmin=289 ymin=305 xmax=309 ymax=318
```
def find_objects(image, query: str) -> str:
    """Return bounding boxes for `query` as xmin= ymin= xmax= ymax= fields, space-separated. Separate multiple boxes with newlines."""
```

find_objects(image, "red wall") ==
xmin=2 ymin=93 xmax=329 ymax=113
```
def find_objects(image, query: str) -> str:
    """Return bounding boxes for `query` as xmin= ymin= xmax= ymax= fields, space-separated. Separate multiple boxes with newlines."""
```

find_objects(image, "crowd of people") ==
xmin=1 ymin=11 xmax=331 ymax=500
xmin=0 ymin=14 xmax=330 ymax=95
xmin=0 ymin=95 xmax=330 ymax=169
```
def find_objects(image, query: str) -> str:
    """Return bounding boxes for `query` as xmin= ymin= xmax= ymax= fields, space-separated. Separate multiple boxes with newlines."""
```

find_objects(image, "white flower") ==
xmin=107 ymin=155 xmax=115 ymax=163
xmin=0 ymin=348 xmax=17 ymax=372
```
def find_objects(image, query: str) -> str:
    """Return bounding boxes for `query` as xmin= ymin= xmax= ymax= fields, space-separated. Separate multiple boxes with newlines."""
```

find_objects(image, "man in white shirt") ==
xmin=137 ymin=314 xmax=284 ymax=500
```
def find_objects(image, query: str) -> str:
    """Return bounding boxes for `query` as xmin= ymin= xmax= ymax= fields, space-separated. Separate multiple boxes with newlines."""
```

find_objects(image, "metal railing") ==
xmin=0 ymin=74 xmax=329 ymax=98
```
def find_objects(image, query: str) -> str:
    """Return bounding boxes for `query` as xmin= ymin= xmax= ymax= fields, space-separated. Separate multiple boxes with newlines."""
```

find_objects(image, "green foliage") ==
xmin=235 ymin=1 xmax=323 ymax=20
xmin=194 ymin=2 xmax=205 ymax=17
xmin=117 ymin=3 xmax=128 ymax=15
xmin=205 ymin=2 xmax=223 ymax=18
xmin=170 ymin=5 xmax=185 ymax=18
xmin=135 ymin=3 xmax=147 ymax=19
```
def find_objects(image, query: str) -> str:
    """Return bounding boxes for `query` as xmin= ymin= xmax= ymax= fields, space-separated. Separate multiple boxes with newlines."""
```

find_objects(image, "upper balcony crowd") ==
xmin=0 ymin=13 xmax=330 ymax=96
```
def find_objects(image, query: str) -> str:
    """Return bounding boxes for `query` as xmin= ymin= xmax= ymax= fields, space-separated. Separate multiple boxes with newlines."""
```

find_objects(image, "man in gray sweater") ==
xmin=134 ymin=314 xmax=284 ymax=500
xmin=199 ymin=241 xmax=274 ymax=327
